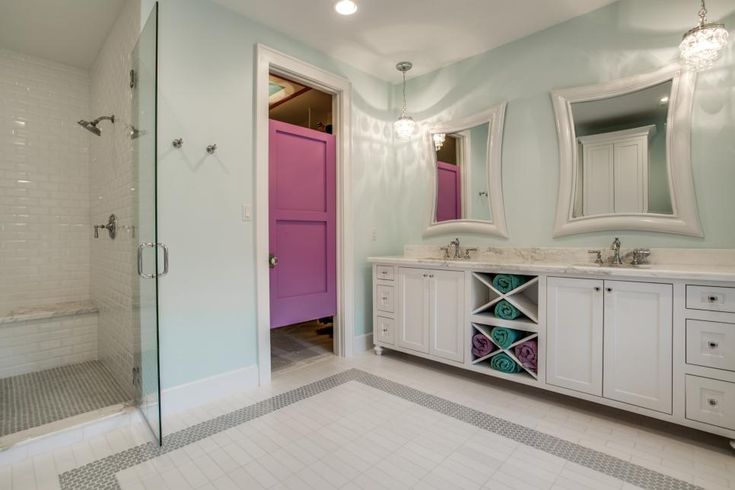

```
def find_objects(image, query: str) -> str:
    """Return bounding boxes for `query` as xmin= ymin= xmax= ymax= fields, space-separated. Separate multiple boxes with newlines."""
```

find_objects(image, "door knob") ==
xmin=269 ymin=254 xmax=278 ymax=269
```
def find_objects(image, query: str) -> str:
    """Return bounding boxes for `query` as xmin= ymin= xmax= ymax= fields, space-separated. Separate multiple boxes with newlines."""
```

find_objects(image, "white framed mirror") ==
xmin=425 ymin=103 xmax=508 ymax=238
xmin=551 ymin=65 xmax=702 ymax=237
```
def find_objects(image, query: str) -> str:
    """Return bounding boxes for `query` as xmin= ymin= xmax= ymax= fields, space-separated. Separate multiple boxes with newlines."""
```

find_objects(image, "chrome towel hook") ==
xmin=172 ymin=138 xmax=183 ymax=149
xmin=206 ymin=144 xmax=217 ymax=155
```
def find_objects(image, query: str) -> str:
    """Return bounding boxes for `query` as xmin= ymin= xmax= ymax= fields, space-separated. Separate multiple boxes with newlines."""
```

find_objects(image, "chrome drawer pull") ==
xmin=708 ymin=341 xmax=719 ymax=349
xmin=708 ymin=295 xmax=718 ymax=303
xmin=707 ymin=398 xmax=718 ymax=407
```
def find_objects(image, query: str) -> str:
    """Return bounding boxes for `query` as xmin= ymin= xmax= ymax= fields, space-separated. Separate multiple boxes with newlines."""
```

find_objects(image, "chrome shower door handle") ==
xmin=159 ymin=243 xmax=169 ymax=277
xmin=138 ymin=242 xmax=169 ymax=278
xmin=137 ymin=242 xmax=157 ymax=279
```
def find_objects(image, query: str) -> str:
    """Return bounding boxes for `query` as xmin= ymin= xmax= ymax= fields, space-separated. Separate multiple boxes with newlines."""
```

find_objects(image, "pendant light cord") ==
xmin=401 ymin=70 xmax=408 ymax=116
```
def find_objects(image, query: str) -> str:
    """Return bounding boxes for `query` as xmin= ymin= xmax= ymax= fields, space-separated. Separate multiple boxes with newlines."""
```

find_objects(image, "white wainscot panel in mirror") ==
xmin=551 ymin=65 xmax=702 ymax=237
xmin=425 ymin=103 xmax=508 ymax=238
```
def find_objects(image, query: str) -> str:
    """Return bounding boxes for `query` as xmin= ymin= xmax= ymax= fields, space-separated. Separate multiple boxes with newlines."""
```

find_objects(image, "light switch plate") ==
xmin=242 ymin=204 xmax=252 ymax=222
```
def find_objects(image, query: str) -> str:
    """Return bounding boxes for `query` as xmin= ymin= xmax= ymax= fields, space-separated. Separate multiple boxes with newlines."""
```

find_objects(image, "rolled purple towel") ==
xmin=513 ymin=339 xmax=538 ymax=372
xmin=472 ymin=333 xmax=496 ymax=358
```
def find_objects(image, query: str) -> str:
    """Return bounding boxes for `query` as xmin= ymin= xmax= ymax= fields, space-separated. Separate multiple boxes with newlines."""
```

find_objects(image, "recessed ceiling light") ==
xmin=334 ymin=0 xmax=358 ymax=16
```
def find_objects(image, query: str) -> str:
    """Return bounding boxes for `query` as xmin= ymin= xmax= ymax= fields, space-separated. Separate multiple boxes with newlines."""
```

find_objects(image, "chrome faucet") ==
xmin=449 ymin=238 xmax=461 ymax=259
xmin=610 ymin=237 xmax=622 ymax=265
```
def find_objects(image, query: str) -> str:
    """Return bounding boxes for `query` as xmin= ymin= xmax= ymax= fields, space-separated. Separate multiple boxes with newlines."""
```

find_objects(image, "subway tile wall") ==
xmin=90 ymin=0 xmax=141 ymax=399
xmin=0 ymin=49 xmax=93 ymax=313
xmin=0 ymin=313 xmax=98 ymax=378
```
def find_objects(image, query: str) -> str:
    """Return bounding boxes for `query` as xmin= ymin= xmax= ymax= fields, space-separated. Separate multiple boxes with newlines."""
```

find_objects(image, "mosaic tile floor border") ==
xmin=58 ymin=369 xmax=702 ymax=490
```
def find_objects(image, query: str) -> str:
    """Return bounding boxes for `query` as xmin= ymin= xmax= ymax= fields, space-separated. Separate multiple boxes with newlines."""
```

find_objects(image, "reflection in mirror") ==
xmin=571 ymin=81 xmax=673 ymax=218
xmin=434 ymin=123 xmax=491 ymax=222
xmin=425 ymin=103 xmax=507 ymax=238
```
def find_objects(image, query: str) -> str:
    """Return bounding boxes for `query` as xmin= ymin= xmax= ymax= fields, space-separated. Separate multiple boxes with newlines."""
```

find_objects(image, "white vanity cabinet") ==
xmin=396 ymin=267 xmax=465 ymax=362
xmin=547 ymin=277 xmax=604 ymax=396
xmin=371 ymin=258 xmax=735 ymax=445
xmin=546 ymin=278 xmax=672 ymax=413
xmin=603 ymin=281 xmax=672 ymax=413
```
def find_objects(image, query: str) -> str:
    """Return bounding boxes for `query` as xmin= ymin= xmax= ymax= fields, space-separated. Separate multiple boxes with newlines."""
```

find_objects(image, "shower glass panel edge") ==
xmin=132 ymin=2 xmax=162 ymax=446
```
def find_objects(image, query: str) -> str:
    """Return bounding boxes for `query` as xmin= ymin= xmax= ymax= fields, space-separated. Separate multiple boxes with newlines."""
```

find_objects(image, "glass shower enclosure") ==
xmin=132 ymin=3 xmax=163 ymax=445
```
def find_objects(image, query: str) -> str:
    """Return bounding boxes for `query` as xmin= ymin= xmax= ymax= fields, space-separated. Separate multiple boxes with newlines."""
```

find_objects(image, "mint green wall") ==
xmin=151 ymin=0 xmax=734 ymax=390
xmin=152 ymin=0 xmax=398 ymax=388
xmin=396 ymin=0 xmax=735 ymax=249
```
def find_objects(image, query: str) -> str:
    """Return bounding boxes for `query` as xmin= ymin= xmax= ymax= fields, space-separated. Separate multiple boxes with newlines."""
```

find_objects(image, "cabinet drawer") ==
xmin=376 ymin=284 xmax=395 ymax=313
xmin=686 ymin=320 xmax=735 ymax=372
xmin=376 ymin=265 xmax=395 ymax=281
xmin=685 ymin=375 xmax=735 ymax=431
xmin=375 ymin=316 xmax=395 ymax=344
xmin=686 ymin=285 xmax=735 ymax=314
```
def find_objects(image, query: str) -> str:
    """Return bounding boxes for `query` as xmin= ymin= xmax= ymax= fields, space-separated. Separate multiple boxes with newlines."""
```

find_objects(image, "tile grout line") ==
xmin=58 ymin=368 xmax=703 ymax=490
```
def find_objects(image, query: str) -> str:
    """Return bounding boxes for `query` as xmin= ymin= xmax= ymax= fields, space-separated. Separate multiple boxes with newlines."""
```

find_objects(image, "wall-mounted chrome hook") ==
xmin=172 ymin=138 xmax=183 ymax=149
xmin=206 ymin=144 xmax=217 ymax=155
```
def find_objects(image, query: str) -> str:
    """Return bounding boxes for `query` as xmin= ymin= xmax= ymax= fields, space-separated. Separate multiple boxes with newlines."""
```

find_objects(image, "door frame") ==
xmin=255 ymin=44 xmax=354 ymax=385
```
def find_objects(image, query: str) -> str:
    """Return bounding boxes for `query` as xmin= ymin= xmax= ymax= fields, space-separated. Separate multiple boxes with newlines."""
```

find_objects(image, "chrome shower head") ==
xmin=77 ymin=115 xmax=115 ymax=136
xmin=78 ymin=119 xmax=101 ymax=136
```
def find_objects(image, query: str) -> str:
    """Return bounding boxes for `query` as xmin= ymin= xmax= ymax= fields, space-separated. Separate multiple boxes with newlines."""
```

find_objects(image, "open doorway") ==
xmin=267 ymin=73 xmax=336 ymax=373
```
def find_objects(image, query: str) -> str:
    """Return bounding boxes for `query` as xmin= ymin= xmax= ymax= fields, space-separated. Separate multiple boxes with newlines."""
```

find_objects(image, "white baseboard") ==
xmin=161 ymin=365 xmax=259 ymax=416
xmin=353 ymin=333 xmax=374 ymax=354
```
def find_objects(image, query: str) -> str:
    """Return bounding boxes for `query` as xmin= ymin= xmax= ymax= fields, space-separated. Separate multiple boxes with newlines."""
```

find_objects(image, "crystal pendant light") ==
xmin=394 ymin=62 xmax=416 ymax=140
xmin=433 ymin=133 xmax=446 ymax=151
xmin=679 ymin=0 xmax=729 ymax=71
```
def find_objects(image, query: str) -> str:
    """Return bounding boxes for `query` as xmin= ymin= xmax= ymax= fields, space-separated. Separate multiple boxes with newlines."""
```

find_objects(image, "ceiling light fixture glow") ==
xmin=680 ymin=0 xmax=729 ymax=71
xmin=394 ymin=61 xmax=416 ymax=140
xmin=334 ymin=0 xmax=358 ymax=16
xmin=433 ymin=133 xmax=446 ymax=151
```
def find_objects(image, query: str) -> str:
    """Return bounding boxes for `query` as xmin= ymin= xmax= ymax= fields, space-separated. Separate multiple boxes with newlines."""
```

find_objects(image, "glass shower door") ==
xmin=132 ymin=3 xmax=162 ymax=445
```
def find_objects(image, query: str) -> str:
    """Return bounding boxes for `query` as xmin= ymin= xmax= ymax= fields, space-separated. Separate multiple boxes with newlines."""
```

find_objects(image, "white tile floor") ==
xmin=1 ymin=351 xmax=734 ymax=490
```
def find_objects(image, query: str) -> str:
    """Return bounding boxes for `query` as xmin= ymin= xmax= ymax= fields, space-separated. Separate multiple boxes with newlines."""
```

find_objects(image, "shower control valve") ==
xmin=94 ymin=214 xmax=117 ymax=240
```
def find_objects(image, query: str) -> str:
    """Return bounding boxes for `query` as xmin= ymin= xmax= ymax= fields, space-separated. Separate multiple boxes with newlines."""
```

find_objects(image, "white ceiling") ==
xmin=0 ymin=0 xmax=125 ymax=68
xmin=212 ymin=0 xmax=623 ymax=81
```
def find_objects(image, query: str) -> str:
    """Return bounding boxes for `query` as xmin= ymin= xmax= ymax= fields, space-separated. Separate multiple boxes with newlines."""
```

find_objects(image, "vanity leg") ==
xmin=374 ymin=345 xmax=384 ymax=356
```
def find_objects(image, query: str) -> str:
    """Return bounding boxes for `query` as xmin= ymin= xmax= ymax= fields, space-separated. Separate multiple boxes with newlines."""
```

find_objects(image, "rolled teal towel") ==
xmin=494 ymin=300 xmax=521 ymax=320
xmin=490 ymin=353 xmax=522 ymax=374
xmin=490 ymin=327 xmax=522 ymax=349
xmin=491 ymin=274 xmax=527 ymax=293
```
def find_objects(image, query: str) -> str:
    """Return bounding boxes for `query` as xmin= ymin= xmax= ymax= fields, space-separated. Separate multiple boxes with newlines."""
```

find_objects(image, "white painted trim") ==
xmin=255 ymin=44 xmax=354 ymax=386
xmin=161 ymin=365 xmax=259 ymax=416
xmin=424 ymin=102 xmax=509 ymax=238
xmin=551 ymin=64 xmax=702 ymax=237
xmin=353 ymin=333 xmax=374 ymax=354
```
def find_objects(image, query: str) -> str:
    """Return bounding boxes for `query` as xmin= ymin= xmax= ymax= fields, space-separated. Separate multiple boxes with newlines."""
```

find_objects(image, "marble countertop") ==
xmin=368 ymin=255 xmax=735 ymax=282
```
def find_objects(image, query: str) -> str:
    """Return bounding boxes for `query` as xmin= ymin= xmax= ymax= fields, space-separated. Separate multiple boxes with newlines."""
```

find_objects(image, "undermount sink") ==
xmin=573 ymin=262 xmax=652 ymax=269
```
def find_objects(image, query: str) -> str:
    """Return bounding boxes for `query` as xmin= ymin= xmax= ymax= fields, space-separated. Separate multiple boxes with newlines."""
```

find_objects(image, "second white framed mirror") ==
xmin=425 ymin=103 xmax=508 ymax=238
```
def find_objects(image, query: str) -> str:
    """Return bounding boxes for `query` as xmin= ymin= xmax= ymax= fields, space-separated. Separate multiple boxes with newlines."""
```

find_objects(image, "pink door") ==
xmin=436 ymin=161 xmax=461 ymax=222
xmin=269 ymin=120 xmax=336 ymax=329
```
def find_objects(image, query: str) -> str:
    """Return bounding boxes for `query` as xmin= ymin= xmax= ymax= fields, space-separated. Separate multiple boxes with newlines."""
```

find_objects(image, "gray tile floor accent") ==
xmin=58 ymin=369 xmax=702 ymax=490
xmin=0 ymin=360 xmax=130 ymax=437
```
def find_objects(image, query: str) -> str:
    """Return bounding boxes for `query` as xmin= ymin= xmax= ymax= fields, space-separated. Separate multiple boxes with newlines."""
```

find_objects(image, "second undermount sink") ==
xmin=573 ymin=262 xmax=652 ymax=269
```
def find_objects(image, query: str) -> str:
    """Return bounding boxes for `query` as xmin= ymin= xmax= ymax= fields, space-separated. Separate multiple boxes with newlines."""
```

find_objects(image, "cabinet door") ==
xmin=547 ymin=277 xmax=604 ymax=396
xmin=582 ymin=143 xmax=614 ymax=216
xmin=428 ymin=270 xmax=465 ymax=362
xmin=613 ymin=137 xmax=647 ymax=213
xmin=603 ymin=280 xmax=672 ymax=413
xmin=397 ymin=268 xmax=430 ymax=353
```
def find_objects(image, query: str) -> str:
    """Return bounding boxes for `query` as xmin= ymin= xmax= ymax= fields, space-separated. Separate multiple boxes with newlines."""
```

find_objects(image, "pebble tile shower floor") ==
xmin=0 ymin=361 xmax=129 ymax=437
